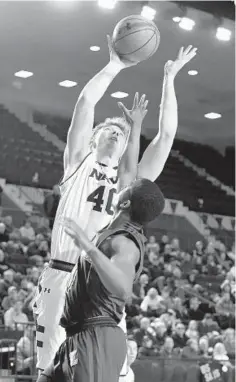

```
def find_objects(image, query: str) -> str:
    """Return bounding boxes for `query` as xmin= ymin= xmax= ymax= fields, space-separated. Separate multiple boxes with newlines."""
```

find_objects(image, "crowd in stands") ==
xmin=0 ymin=212 xmax=235 ymax=377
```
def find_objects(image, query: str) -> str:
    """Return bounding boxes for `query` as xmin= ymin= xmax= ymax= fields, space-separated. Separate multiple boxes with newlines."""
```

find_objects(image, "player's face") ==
xmin=96 ymin=125 xmax=126 ymax=158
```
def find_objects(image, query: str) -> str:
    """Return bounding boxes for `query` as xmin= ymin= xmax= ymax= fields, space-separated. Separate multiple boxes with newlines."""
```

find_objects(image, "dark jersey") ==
xmin=199 ymin=360 xmax=228 ymax=382
xmin=60 ymin=221 xmax=146 ymax=331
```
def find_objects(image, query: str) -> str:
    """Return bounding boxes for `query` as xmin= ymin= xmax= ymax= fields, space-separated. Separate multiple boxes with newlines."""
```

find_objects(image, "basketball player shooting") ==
xmin=37 ymin=178 xmax=165 ymax=382
xmin=33 ymin=35 xmax=148 ymax=373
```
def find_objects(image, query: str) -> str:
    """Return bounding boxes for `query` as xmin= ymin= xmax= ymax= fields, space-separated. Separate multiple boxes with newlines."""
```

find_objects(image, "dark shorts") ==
xmin=37 ymin=324 xmax=126 ymax=382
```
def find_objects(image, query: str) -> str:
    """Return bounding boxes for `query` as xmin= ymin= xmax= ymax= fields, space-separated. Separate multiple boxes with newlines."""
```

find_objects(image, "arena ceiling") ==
xmin=0 ymin=1 xmax=235 ymax=149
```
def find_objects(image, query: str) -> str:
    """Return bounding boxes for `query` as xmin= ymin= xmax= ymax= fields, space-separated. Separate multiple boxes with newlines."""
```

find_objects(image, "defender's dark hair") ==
xmin=118 ymin=178 xmax=165 ymax=224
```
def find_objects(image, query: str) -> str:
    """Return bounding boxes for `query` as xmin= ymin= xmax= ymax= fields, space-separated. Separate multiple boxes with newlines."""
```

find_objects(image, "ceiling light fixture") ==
xmin=204 ymin=112 xmax=222 ymax=120
xmin=111 ymin=92 xmax=129 ymax=99
xmin=14 ymin=70 xmax=33 ymax=79
xmin=90 ymin=46 xmax=101 ymax=52
xmin=179 ymin=17 xmax=195 ymax=31
xmin=141 ymin=5 xmax=156 ymax=21
xmin=188 ymin=70 xmax=198 ymax=76
xmin=59 ymin=80 xmax=77 ymax=88
xmin=98 ymin=0 xmax=117 ymax=10
xmin=216 ymin=27 xmax=231 ymax=41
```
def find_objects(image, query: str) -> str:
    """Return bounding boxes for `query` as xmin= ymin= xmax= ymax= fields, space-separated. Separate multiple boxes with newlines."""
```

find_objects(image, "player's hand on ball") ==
xmin=117 ymin=92 xmax=148 ymax=127
xmin=107 ymin=35 xmax=137 ymax=69
xmin=165 ymin=45 xmax=197 ymax=78
xmin=61 ymin=218 xmax=93 ymax=252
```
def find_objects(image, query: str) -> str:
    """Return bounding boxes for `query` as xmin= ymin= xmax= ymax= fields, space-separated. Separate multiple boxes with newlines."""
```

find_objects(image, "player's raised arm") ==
xmin=61 ymin=218 xmax=139 ymax=300
xmin=138 ymin=46 xmax=197 ymax=181
xmin=64 ymin=36 xmax=136 ymax=174
xmin=117 ymin=93 xmax=148 ymax=191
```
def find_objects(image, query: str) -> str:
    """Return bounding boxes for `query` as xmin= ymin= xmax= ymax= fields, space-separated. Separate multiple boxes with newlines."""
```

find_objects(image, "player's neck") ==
xmin=109 ymin=210 xmax=130 ymax=228
xmin=94 ymin=150 xmax=119 ymax=168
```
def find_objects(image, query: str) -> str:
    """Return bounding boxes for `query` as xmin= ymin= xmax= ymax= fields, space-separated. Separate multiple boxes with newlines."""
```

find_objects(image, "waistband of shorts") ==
xmin=49 ymin=259 xmax=75 ymax=273
xmin=65 ymin=316 xmax=118 ymax=337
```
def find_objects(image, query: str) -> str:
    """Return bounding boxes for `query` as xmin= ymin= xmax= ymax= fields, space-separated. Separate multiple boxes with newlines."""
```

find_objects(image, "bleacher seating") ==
xmin=174 ymin=140 xmax=235 ymax=189
xmin=0 ymin=106 xmax=63 ymax=188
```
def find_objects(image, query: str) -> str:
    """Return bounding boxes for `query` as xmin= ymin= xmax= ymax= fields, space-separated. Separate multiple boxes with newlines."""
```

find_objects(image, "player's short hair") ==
xmin=118 ymin=178 xmax=165 ymax=224
xmin=89 ymin=117 xmax=130 ymax=150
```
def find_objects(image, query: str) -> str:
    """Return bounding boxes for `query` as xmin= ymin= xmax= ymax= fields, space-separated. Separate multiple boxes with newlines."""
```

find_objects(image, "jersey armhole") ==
xmin=59 ymin=152 xmax=92 ymax=189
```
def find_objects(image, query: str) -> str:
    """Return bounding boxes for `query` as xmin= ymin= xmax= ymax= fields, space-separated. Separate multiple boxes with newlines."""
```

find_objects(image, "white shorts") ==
xmin=33 ymin=265 xmax=128 ymax=374
xmin=33 ymin=266 xmax=71 ymax=370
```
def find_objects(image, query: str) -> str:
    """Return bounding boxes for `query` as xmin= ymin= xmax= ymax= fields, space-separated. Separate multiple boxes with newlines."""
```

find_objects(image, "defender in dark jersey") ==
xmin=38 ymin=178 xmax=164 ymax=382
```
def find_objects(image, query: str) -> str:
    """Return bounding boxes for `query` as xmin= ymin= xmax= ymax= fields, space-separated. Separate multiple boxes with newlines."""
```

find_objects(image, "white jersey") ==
xmin=51 ymin=152 xmax=118 ymax=264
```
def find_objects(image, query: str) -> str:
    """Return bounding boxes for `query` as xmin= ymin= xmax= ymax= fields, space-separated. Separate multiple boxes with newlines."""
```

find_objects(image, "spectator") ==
xmin=19 ymin=220 xmax=35 ymax=241
xmin=160 ymin=286 xmax=174 ymax=310
xmin=198 ymin=313 xmax=220 ymax=336
xmin=0 ymin=269 xmax=15 ymax=299
xmin=172 ymin=322 xmax=188 ymax=349
xmin=133 ymin=317 xmax=151 ymax=347
xmin=122 ymin=338 xmax=138 ymax=382
xmin=140 ymin=288 xmax=165 ymax=316
xmin=4 ymin=216 xmax=14 ymax=235
xmin=182 ymin=338 xmax=199 ymax=359
xmin=222 ymin=328 xmax=235 ymax=357
xmin=27 ymin=234 xmax=44 ymax=257
xmin=16 ymin=324 xmax=36 ymax=374
xmin=173 ymin=297 xmax=188 ymax=320
xmin=138 ymin=336 xmax=158 ymax=358
xmin=159 ymin=234 xmax=169 ymax=252
xmin=199 ymin=336 xmax=210 ymax=359
xmin=186 ymin=320 xmax=199 ymax=340
xmin=215 ymin=292 xmax=235 ymax=317
xmin=133 ymin=274 xmax=149 ymax=305
xmin=160 ymin=336 xmax=178 ymax=358
xmin=4 ymin=301 xmax=29 ymax=330
xmin=151 ymin=320 xmax=167 ymax=350
xmin=0 ymin=222 xmax=9 ymax=242
xmin=0 ymin=249 xmax=8 ymax=275
xmin=213 ymin=343 xmax=232 ymax=367
xmin=146 ymin=236 xmax=159 ymax=254
xmin=43 ymin=185 xmax=60 ymax=229
xmin=1 ymin=286 xmax=18 ymax=311
xmin=188 ymin=297 xmax=205 ymax=321
xmin=160 ymin=309 xmax=177 ymax=333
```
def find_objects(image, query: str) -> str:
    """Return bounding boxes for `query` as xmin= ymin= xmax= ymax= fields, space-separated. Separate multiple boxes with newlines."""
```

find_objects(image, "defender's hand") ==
xmin=117 ymin=92 xmax=148 ymax=127
xmin=107 ymin=35 xmax=137 ymax=69
xmin=61 ymin=218 xmax=94 ymax=253
xmin=165 ymin=45 xmax=197 ymax=78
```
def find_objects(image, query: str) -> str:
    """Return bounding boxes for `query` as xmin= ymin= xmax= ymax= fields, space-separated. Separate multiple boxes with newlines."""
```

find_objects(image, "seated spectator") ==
xmin=181 ymin=252 xmax=194 ymax=275
xmin=198 ymin=313 xmax=220 ymax=336
xmin=215 ymin=292 xmax=235 ymax=328
xmin=182 ymin=338 xmax=199 ymax=359
xmin=147 ymin=252 xmax=163 ymax=282
xmin=121 ymin=338 xmax=138 ymax=382
xmin=0 ymin=222 xmax=9 ymax=242
xmin=199 ymin=336 xmax=210 ymax=359
xmin=140 ymin=288 xmax=165 ymax=317
xmin=213 ymin=342 xmax=232 ymax=367
xmin=160 ymin=309 xmax=177 ymax=333
xmin=4 ymin=216 xmax=14 ymax=235
xmin=0 ymin=269 xmax=15 ymax=299
xmin=159 ymin=336 xmax=179 ymax=358
xmin=222 ymin=328 xmax=235 ymax=357
xmin=173 ymin=297 xmax=188 ymax=320
xmin=188 ymin=297 xmax=205 ymax=321
xmin=133 ymin=317 xmax=151 ymax=347
xmin=0 ymin=249 xmax=8 ymax=275
xmin=19 ymin=220 xmax=35 ymax=241
xmin=132 ymin=274 xmax=149 ymax=305
xmin=186 ymin=320 xmax=199 ymax=340
xmin=172 ymin=322 xmax=188 ymax=349
xmin=193 ymin=240 xmax=204 ymax=257
xmin=146 ymin=236 xmax=159 ymax=254
xmin=1 ymin=286 xmax=18 ymax=311
xmin=26 ymin=234 xmax=44 ymax=257
xmin=138 ymin=336 xmax=158 ymax=358
xmin=4 ymin=301 xmax=29 ymax=330
xmin=151 ymin=320 xmax=167 ymax=350
xmin=159 ymin=234 xmax=169 ymax=252
xmin=16 ymin=324 xmax=36 ymax=374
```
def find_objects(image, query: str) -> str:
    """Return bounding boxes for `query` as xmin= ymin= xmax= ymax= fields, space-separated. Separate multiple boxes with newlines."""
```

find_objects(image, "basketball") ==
xmin=112 ymin=15 xmax=160 ymax=64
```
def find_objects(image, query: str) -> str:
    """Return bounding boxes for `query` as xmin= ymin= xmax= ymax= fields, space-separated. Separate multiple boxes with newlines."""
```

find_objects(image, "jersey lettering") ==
xmin=89 ymin=168 xmax=118 ymax=185
xmin=87 ymin=186 xmax=116 ymax=216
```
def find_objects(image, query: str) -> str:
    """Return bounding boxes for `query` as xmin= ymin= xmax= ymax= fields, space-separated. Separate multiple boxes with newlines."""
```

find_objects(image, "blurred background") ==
xmin=0 ymin=1 xmax=235 ymax=381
